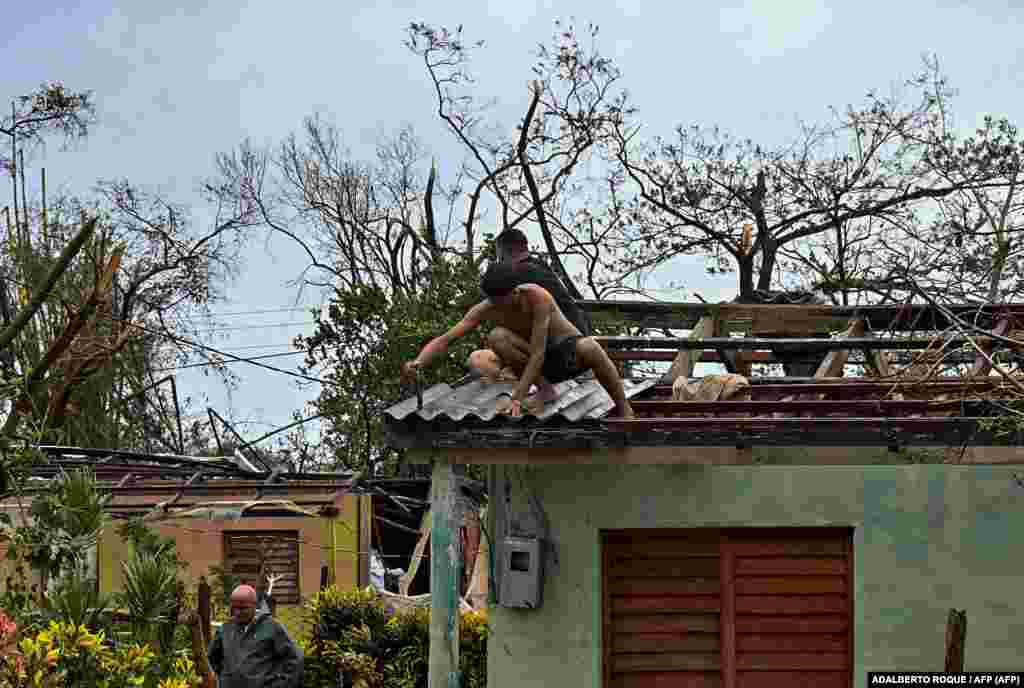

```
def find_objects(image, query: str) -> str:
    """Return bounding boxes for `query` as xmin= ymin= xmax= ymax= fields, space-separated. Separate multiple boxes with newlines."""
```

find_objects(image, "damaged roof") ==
xmin=383 ymin=299 xmax=1024 ymax=450
xmin=385 ymin=374 xmax=658 ymax=423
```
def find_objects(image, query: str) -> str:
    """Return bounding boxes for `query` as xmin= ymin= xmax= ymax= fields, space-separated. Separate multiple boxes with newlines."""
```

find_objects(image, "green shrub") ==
xmin=302 ymin=586 xmax=487 ymax=688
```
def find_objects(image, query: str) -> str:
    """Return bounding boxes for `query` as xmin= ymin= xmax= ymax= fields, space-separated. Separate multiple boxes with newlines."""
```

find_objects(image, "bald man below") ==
xmin=208 ymin=584 xmax=303 ymax=688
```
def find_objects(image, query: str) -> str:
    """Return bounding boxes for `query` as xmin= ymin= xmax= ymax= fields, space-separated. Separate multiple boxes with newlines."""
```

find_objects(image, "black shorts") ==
xmin=542 ymin=335 xmax=584 ymax=384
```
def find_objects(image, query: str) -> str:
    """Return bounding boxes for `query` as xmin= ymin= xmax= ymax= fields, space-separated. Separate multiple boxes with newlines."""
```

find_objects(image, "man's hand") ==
xmin=496 ymin=395 xmax=544 ymax=417
xmin=496 ymin=396 xmax=521 ymax=417
xmin=401 ymin=360 xmax=421 ymax=384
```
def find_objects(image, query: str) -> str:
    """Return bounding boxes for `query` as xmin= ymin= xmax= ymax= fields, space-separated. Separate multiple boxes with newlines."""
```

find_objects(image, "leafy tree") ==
xmin=2 ymin=175 xmax=257 ymax=453
xmin=406 ymin=19 xmax=638 ymax=298
xmin=0 ymin=469 xmax=109 ymax=595
xmin=210 ymin=21 xmax=644 ymax=474
xmin=610 ymin=56 xmax=1014 ymax=302
xmin=297 ymin=256 xmax=485 ymax=476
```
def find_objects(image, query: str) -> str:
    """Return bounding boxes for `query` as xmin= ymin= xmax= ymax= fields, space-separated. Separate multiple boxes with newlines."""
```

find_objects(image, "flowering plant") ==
xmin=0 ymin=617 xmax=200 ymax=688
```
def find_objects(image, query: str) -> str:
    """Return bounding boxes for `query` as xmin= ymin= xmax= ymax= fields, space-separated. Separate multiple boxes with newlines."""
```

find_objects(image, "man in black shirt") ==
xmin=466 ymin=230 xmax=594 ymax=402
xmin=494 ymin=229 xmax=593 ymax=335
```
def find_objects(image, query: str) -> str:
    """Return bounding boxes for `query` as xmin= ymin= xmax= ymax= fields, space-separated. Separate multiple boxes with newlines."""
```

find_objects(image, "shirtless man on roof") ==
xmin=401 ymin=261 xmax=634 ymax=418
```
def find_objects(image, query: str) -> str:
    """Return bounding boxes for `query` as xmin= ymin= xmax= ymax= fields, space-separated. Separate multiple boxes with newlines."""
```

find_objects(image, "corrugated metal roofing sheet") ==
xmin=384 ymin=375 xmax=657 ymax=423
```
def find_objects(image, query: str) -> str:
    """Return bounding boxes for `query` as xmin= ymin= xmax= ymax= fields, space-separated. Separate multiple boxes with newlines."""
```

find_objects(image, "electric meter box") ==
xmin=499 ymin=536 xmax=544 ymax=609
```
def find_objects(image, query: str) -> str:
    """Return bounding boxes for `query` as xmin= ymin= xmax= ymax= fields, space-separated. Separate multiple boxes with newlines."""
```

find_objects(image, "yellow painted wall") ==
xmin=97 ymin=495 xmax=368 ymax=603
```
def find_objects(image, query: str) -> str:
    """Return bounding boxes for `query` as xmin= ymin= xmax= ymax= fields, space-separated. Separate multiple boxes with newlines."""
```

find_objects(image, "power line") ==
xmin=203 ymin=306 xmax=321 ymax=317
xmin=129 ymin=321 xmax=333 ymax=386
xmin=40 ymin=319 xmax=317 ymax=340
xmin=153 ymin=349 xmax=308 ymax=372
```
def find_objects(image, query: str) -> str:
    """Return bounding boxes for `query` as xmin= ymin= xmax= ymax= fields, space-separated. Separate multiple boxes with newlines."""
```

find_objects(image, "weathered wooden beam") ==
xmin=647 ymin=378 xmax=1010 ymax=396
xmin=429 ymin=457 xmax=462 ymax=688
xmin=631 ymin=399 xmax=964 ymax=415
xmin=595 ymin=335 xmax=971 ymax=351
xmin=580 ymin=300 xmax=1024 ymax=331
xmin=399 ymin=509 xmax=432 ymax=597
xmin=863 ymin=348 xmax=893 ymax=377
xmin=814 ymin=319 xmax=866 ymax=378
xmin=610 ymin=350 xmax=1005 ymax=365
xmin=604 ymin=417 xmax=975 ymax=432
xmin=438 ymin=445 xmax=1024 ymax=464
xmin=664 ymin=315 xmax=716 ymax=383
xmin=970 ymin=317 xmax=1012 ymax=377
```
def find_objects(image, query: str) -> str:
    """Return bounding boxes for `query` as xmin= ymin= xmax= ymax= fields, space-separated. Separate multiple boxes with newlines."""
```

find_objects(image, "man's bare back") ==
xmin=475 ymin=283 xmax=581 ymax=342
xmin=401 ymin=262 xmax=634 ymax=418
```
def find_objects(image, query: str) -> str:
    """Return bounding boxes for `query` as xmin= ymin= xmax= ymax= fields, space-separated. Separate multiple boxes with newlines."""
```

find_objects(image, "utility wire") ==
xmin=0 ymin=275 xmax=329 ymax=384
xmin=152 ymin=350 xmax=308 ymax=372
xmin=128 ymin=321 xmax=332 ymax=386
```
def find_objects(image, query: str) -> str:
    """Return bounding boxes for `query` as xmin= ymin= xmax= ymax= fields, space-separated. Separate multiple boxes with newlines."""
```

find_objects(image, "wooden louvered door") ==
xmin=223 ymin=530 xmax=301 ymax=604
xmin=602 ymin=528 xmax=852 ymax=688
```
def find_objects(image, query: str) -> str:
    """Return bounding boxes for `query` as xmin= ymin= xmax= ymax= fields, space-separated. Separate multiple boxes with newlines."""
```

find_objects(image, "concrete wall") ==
xmin=486 ymin=463 xmax=1024 ymax=687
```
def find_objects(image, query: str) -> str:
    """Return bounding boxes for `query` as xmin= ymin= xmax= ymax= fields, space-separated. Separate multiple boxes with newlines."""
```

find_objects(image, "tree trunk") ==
xmin=756 ymin=242 xmax=777 ymax=292
xmin=737 ymin=257 xmax=756 ymax=301
xmin=987 ymin=239 xmax=1010 ymax=303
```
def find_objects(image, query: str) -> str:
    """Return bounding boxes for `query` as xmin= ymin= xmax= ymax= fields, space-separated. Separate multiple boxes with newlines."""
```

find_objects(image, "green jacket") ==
xmin=208 ymin=613 xmax=303 ymax=688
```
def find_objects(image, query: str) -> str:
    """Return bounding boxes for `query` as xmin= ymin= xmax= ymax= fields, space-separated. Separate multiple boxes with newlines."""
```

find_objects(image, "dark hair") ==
xmin=481 ymin=261 xmax=523 ymax=299
xmin=495 ymin=229 xmax=528 ymax=249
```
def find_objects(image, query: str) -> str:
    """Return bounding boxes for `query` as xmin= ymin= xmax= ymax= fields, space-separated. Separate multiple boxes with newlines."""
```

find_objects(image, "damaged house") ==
xmin=385 ymin=300 xmax=1024 ymax=688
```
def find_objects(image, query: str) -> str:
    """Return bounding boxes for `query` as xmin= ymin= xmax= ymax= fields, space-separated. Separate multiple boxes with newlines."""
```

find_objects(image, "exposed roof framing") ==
xmin=384 ymin=301 xmax=1024 ymax=451
xmin=578 ymin=300 xmax=1024 ymax=331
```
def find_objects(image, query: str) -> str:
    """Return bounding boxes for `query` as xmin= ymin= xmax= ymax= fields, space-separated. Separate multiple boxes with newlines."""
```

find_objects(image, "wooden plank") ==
xmin=612 ymin=652 xmax=720 ymax=672
xmin=666 ymin=315 xmax=716 ymax=383
xmin=613 ymin=596 xmax=721 ymax=614
xmin=580 ymin=300 xmax=950 ymax=332
xmin=970 ymin=317 xmax=1011 ymax=377
xmin=613 ymin=614 xmax=720 ymax=634
xmin=735 ymin=595 xmax=847 ymax=615
xmin=447 ymin=443 xmax=1024 ymax=464
xmin=603 ymin=533 xmax=613 ymax=688
xmin=604 ymin=417 xmax=968 ymax=433
xmin=735 ymin=557 xmax=847 ymax=576
xmin=609 ymin=578 xmax=720 ymax=596
xmin=734 ymin=576 xmax=846 ymax=595
xmin=610 ymin=558 xmax=722 ymax=578
xmin=604 ymin=529 xmax=722 ymax=544
xmin=720 ymin=536 xmax=736 ymax=688
xmin=735 ymin=615 xmax=848 ymax=634
xmin=630 ymin=399 xmax=956 ymax=414
xmin=226 ymin=549 xmax=299 ymax=558
xmin=736 ymin=671 xmax=848 ymax=688
xmin=736 ymin=653 xmax=847 ymax=671
xmin=399 ymin=508 xmax=431 ymax=596
xmin=736 ymin=633 xmax=848 ymax=653
xmin=606 ymin=544 xmax=721 ymax=559
xmin=227 ymin=553 xmax=299 ymax=562
xmin=613 ymin=633 xmax=720 ymax=654
xmin=596 ymin=335 xmax=977 ymax=351
xmin=226 ymin=545 xmax=299 ymax=554
xmin=728 ymin=541 xmax=848 ymax=558
xmin=846 ymin=532 xmax=854 ymax=686
xmin=813 ymin=318 xmax=865 ymax=378
xmin=651 ymin=379 xmax=1005 ymax=397
xmin=615 ymin=351 xmax=775 ymax=363
xmin=612 ymin=672 xmax=721 ymax=688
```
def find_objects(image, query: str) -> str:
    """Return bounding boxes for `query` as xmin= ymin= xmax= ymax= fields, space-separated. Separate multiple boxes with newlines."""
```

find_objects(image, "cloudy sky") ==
xmin=4 ymin=0 xmax=1021 ymax=444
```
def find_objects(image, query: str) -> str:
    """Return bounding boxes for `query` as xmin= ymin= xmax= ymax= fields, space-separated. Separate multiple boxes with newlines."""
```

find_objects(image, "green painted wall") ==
xmin=485 ymin=463 xmax=1024 ymax=687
